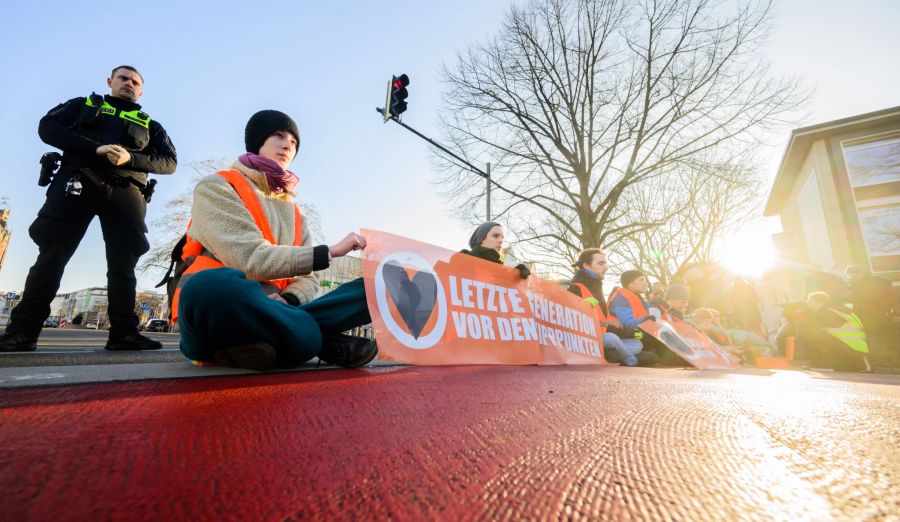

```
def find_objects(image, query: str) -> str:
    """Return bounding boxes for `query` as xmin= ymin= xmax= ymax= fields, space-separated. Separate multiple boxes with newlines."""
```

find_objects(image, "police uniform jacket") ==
xmin=38 ymin=94 xmax=176 ymax=184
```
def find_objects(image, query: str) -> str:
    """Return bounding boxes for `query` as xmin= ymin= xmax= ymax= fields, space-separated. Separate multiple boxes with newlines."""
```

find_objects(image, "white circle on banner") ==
xmin=374 ymin=252 xmax=447 ymax=350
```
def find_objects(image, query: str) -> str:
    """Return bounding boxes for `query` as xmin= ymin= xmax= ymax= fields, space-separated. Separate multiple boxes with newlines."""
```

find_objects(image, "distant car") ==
xmin=44 ymin=318 xmax=59 ymax=328
xmin=84 ymin=322 xmax=98 ymax=329
xmin=144 ymin=319 xmax=170 ymax=333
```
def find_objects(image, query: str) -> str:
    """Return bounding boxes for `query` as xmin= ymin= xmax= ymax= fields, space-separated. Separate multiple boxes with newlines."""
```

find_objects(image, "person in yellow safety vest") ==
xmin=173 ymin=110 xmax=376 ymax=371
xmin=800 ymin=291 xmax=869 ymax=372
xmin=568 ymin=253 xmax=657 ymax=367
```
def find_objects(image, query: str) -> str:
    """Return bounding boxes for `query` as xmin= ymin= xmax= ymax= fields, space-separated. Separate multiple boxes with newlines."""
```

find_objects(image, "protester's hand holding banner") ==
xmin=640 ymin=319 xmax=741 ymax=370
xmin=361 ymin=230 xmax=609 ymax=366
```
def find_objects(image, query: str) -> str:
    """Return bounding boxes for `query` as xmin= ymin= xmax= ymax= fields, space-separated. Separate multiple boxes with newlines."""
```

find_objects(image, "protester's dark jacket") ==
xmin=567 ymin=269 xmax=633 ymax=338
xmin=39 ymin=94 xmax=177 ymax=184
xmin=849 ymin=275 xmax=894 ymax=320
xmin=460 ymin=246 xmax=530 ymax=279
xmin=810 ymin=306 xmax=853 ymax=330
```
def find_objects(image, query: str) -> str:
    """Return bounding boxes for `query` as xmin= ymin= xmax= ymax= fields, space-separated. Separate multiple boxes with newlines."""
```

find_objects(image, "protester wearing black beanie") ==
xmin=245 ymin=110 xmax=301 ymax=154
xmin=620 ymin=270 xmax=645 ymax=288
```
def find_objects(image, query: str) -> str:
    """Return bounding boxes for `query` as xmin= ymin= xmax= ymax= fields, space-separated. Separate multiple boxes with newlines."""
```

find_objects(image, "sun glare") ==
xmin=718 ymin=228 xmax=776 ymax=277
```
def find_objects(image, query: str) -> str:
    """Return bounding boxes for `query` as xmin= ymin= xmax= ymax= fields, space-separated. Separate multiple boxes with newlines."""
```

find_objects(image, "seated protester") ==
xmin=173 ymin=110 xmax=377 ymax=371
xmin=689 ymin=308 xmax=730 ymax=346
xmin=609 ymin=270 xmax=657 ymax=330
xmin=567 ymin=249 xmax=656 ymax=366
xmin=461 ymin=221 xmax=530 ymax=279
xmin=796 ymin=292 xmax=869 ymax=372
xmin=650 ymin=284 xmax=690 ymax=323
xmin=690 ymin=307 xmax=774 ymax=364
xmin=649 ymin=281 xmax=666 ymax=304
xmin=609 ymin=270 xmax=674 ymax=360
xmin=665 ymin=285 xmax=690 ymax=322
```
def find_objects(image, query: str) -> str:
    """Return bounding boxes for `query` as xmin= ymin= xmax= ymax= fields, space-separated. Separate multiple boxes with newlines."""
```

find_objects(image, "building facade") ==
xmin=0 ymin=209 xmax=10 ymax=272
xmin=57 ymin=287 xmax=108 ymax=325
xmin=765 ymin=107 xmax=900 ymax=285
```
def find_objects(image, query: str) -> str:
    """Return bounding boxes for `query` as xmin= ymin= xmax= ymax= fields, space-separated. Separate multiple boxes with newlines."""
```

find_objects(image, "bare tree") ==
xmin=140 ymin=159 xmax=225 ymax=275
xmin=436 ymin=0 xmax=803 ymax=268
xmin=140 ymin=159 xmax=324 ymax=278
xmin=613 ymin=157 xmax=765 ymax=283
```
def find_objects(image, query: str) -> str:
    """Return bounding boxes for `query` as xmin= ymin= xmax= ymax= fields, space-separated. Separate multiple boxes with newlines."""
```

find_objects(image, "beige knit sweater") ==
xmin=187 ymin=160 xmax=320 ymax=305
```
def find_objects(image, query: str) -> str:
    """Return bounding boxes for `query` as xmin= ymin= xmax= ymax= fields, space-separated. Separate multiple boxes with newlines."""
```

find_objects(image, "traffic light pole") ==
xmin=377 ymin=108 xmax=492 ymax=220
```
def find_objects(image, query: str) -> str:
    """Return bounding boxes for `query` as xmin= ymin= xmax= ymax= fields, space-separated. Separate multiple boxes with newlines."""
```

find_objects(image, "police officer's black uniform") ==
xmin=0 ymin=93 xmax=176 ymax=351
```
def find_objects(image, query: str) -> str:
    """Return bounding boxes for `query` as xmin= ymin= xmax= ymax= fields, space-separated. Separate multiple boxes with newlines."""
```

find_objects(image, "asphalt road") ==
xmin=0 ymin=365 xmax=897 ymax=520
xmin=0 ymin=327 xmax=183 ymax=367
xmin=0 ymin=327 xmax=395 ymax=388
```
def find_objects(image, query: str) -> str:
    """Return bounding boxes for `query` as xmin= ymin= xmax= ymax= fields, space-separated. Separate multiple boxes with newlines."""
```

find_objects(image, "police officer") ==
xmin=0 ymin=66 xmax=177 ymax=352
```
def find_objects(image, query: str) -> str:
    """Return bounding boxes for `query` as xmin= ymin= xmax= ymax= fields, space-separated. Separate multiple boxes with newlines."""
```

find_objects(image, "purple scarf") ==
xmin=238 ymin=153 xmax=299 ymax=194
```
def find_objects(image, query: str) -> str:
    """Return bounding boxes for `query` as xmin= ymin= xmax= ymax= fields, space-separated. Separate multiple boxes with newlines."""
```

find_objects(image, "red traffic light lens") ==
xmin=393 ymin=74 xmax=410 ymax=89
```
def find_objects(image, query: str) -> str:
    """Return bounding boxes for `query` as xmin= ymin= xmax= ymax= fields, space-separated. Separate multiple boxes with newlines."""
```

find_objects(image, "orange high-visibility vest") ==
xmin=650 ymin=303 xmax=672 ymax=323
xmin=572 ymin=282 xmax=623 ymax=334
xmin=170 ymin=170 xmax=302 ymax=321
xmin=608 ymin=287 xmax=648 ymax=321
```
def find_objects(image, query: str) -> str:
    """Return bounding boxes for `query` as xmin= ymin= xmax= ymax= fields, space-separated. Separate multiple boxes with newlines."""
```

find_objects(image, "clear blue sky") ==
xmin=0 ymin=0 xmax=898 ymax=293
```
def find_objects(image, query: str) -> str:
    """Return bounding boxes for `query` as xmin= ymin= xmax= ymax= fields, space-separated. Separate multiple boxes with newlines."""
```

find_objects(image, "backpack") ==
xmin=154 ymin=234 xmax=187 ymax=321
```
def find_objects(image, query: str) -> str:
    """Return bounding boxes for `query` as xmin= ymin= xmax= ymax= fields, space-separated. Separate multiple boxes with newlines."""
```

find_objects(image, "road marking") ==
xmin=0 ymin=373 xmax=66 ymax=383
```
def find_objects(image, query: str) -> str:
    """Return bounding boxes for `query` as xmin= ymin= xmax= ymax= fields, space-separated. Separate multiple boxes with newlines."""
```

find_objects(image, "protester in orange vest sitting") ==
xmin=567 ymin=249 xmax=656 ymax=366
xmin=174 ymin=110 xmax=376 ymax=371
xmin=461 ymin=222 xmax=530 ymax=279
xmin=609 ymin=270 xmax=658 ymax=328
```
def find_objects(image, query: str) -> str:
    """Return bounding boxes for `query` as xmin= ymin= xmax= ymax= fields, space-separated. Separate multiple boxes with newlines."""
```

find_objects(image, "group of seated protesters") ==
xmin=564 ymin=247 xmax=871 ymax=372
xmin=567 ymin=249 xmax=657 ymax=366
xmin=172 ymin=109 xmax=875 ymax=373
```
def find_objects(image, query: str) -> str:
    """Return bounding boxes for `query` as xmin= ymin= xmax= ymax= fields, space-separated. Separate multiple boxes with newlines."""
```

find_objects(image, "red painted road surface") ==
xmin=1 ymin=366 xmax=898 ymax=521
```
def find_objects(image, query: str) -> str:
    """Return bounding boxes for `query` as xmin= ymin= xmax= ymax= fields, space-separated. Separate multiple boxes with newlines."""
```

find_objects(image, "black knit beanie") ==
xmin=469 ymin=221 xmax=502 ymax=249
xmin=244 ymin=110 xmax=300 ymax=154
xmin=620 ymin=270 xmax=645 ymax=288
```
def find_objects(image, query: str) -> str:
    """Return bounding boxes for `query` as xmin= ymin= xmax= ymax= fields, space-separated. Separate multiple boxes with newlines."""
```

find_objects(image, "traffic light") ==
xmin=385 ymin=74 xmax=409 ymax=121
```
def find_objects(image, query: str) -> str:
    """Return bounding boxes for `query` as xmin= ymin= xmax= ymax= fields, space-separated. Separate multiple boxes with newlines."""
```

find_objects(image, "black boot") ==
xmin=636 ymin=352 xmax=658 ymax=366
xmin=0 ymin=331 xmax=38 ymax=352
xmin=318 ymin=333 xmax=378 ymax=368
xmin=105 ymin=333 xmax=163 ymax=351
xmin=212 ymin=342 xmax=277 ymax=371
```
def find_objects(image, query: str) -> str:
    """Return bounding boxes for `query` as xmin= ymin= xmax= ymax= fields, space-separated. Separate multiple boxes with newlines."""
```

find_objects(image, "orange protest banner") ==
xmin=361 ymin=230 xmax=609 ymax=366
xmin=640 ymin=320 xmax=741 ymax=370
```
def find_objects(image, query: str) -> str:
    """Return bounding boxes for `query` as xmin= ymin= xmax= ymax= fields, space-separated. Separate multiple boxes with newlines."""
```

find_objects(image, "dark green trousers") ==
xmin=178 ymin=267 xmax=370 ymax=367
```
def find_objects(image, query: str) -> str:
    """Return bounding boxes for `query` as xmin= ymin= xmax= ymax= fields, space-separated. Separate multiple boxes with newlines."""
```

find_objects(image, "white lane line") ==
xmin=0 ymin=373 xmax=67 ymax=383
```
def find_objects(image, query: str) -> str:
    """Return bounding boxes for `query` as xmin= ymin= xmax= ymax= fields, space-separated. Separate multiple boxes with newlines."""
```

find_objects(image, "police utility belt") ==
xmin=39 ymin=151 xmax=157 ymax=202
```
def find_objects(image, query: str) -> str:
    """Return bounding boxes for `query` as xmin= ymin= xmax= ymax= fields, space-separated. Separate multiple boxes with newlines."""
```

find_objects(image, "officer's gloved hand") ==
xmin=106 ymin=145 xmax=131 ymax=166
xmin=514 ymin=264 xmax=531 ymax=279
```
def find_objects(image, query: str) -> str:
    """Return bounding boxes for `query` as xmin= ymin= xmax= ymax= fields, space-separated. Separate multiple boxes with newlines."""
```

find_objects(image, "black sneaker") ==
xmin=0 ymin=332 xmax=38 ymax=352
xmin=105 ymin=333 xmax=163 ymax=351
xmin=212 ymin=342 xmax=277 ymax=371
xmin=318 ymin=334 xmax=378 ymax=368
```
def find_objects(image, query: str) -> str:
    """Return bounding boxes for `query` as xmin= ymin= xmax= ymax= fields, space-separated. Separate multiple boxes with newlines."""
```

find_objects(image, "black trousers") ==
xmin=7 ymin=168 xmax=149 ymax=339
